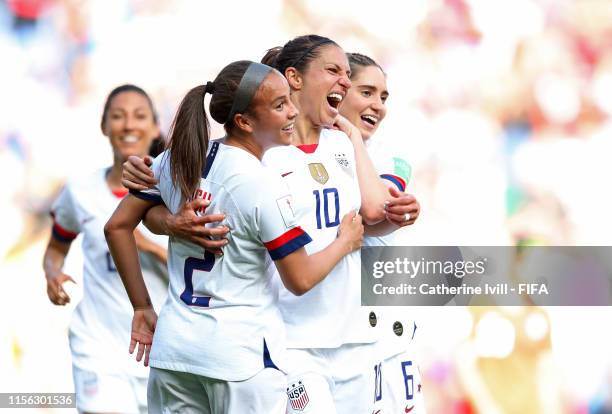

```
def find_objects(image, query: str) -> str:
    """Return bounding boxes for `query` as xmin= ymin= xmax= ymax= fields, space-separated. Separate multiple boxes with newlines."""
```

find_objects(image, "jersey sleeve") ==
xmin=333 ymin=130 xmax=362 ymax=206
xmin=242 ymin=170 xmax=312 ymax=261
xmin=129 ymin=152 xmax=166 ymax=205
xmin=375 ymin=151 xmax=412 ymax=192
xmin=50 ymin=184 xmax=81 ymax=243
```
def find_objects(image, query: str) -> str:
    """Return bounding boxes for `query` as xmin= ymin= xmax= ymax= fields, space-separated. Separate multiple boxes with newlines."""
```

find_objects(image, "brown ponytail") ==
xmin=167 ymin=84 xmax=211 ymax=201
xmin=166 ymin=60 xmax=270 ymax=202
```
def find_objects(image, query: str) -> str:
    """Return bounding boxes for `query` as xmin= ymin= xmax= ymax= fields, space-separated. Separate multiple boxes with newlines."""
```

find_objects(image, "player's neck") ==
xmin=106 ymin=162 xmax=127 ymax=191
xmin=224 ymin=135 xmax=263 ymax=160
xmin=294 ymin=117 xmax=321 ymax=146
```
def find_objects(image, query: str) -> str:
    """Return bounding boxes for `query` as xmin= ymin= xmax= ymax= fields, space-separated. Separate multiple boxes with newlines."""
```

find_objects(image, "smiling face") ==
xmin=294 ymin=44 xmax=352 ymax=128
xmin=102 ymin=90 xmax=159 ymax=161
xmin=340 ymin=65 xmax=388 ymax=140
xmin=249 ymin=71 xmax=298 ymax=149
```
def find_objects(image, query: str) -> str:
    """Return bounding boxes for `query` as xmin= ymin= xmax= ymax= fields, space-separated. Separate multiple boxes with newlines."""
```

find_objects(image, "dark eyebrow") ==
xmin=326 ymin=62 xmax=350 ymax=74
xmin=110 ymin=106 xmax=148 ymax=112
xmin=358 ymin=84 xmax=376 ymax=90
xmin=358 ymin=84 xmax=390 ymax=97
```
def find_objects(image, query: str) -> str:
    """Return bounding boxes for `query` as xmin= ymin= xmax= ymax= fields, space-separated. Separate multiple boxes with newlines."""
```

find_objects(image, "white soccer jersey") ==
xmin=132 ymin=141 xmax=311 ymax=381
xmin=263 ymin=128 xmax=375 ymax=348
xmin=50 ymin=168 xmax=168 ymax=377
xmin=363 ymin=143 xmax=418 ymax=359
xmin=364 ymin=143 xmax=412 ymax=247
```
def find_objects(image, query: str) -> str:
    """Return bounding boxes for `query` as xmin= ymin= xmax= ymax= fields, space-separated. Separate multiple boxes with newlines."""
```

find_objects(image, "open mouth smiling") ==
xmin=120 ymin=135 xmax=141 ymax=143
xmin=327 ymin=92 xmax=343 ymax=109
xmin=361 ymin=114 xmax=379 ymax=126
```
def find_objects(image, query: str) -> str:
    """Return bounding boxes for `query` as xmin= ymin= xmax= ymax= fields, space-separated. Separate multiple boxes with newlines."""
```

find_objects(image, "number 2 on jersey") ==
xmin=313 ymin=188 xmax=339 ymax=229
xmin=180 ymin=251 xmax=215 ymax=307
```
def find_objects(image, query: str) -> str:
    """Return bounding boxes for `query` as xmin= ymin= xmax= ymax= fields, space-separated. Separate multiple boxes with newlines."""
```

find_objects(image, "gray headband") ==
xmin=227 ymin=62 xmax=273 ymax=123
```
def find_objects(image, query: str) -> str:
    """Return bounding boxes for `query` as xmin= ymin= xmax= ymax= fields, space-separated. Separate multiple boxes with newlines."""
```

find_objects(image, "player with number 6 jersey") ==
xmin=342 ymin=52 xmax=425 ymax=413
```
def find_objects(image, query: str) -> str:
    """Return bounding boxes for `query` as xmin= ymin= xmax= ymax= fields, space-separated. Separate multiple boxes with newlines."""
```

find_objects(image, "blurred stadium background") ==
xmin=1 ymin=0 xmax=612 ymax=412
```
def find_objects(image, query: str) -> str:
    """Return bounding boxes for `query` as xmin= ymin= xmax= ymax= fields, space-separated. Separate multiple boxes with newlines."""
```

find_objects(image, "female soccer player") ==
xmin=259 ymin=36 xmax=392 ymax=414
xmin=121 ymin=36 xmax=419 ymax=413
xmin=43 ymin=84 xmax=169 ymax=414
xmin=343 ymin=52 xmax=426 ymax=413
xmin=343 ymin=53 xmax=419 ymax=230
xmin=104 ymin=60 xmax=364 ymax=414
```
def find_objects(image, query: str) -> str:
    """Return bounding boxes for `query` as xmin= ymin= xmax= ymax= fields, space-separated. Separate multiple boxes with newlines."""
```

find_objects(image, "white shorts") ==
xmin=72 ymin=364 xmax=147 ymax=414
xmin=370 ymin=348 xmax=426 ymax=414
xmin=147 ymin=367 xmax=286 ymax=414
xmin=285 ymin=343 xmax=377 ymax=414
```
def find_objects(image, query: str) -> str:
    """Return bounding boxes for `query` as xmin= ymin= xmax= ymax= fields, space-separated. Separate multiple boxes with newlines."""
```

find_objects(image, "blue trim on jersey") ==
xmin=263 ymin=339 xmax=279 ymax=370
xmin=51 ymin=226 xmax=76 ymax=243
xmin=268 ymin=233 xmax=312 ymax=261
xmin=202 ymin=141 xmax=220 ymax=178
xmin=380 ymin=174 xmax=406 ymax=192
xmin=129 ymin=189 xmax=163 ymax=204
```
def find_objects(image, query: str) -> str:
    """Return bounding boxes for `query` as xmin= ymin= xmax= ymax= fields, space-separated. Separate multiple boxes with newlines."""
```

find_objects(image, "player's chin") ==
xmin=358 ymin=127 xmax=373 ymax=140
xmin=117 ymin=147 xmax=148 ymax=160
xmin=319 ymin=113 xmax=337 ymax=129
xmin=275 ymin=130 xmax=293 ymax=146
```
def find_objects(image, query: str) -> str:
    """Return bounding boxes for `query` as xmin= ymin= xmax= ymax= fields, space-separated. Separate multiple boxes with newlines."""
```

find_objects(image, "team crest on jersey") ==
xmin=335 ymin=152 xmax=349 ymax=169
xmin=308 ymin=163 xmax=329 ymax=184
xmin=287 ymin=381 xmax=309 ymax=411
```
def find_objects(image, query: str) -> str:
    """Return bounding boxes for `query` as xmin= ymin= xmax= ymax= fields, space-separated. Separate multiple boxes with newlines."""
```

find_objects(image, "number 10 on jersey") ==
xmin=313 ymin=188 xmax=339 ymax=229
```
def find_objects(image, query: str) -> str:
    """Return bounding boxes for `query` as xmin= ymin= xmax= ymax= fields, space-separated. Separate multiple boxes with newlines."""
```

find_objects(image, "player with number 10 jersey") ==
xmin=264 ymin=128 xmax=369 ymax=348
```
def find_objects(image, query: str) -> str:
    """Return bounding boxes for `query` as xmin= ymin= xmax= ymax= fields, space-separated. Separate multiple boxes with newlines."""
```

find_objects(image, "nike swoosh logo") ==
xmin=405 ymin=405 xmax=415 ymax=413
xmin=281 ymin=171 xmax=293 ymax=177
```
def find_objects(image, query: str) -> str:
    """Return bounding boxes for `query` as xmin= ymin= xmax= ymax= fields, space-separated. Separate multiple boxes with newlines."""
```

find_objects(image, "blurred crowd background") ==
xmin=1 ymin=0 xmax=612 ymax=412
